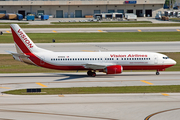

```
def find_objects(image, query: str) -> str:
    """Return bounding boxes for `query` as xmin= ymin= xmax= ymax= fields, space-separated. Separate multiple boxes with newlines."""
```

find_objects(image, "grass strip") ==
xmin=3 ymin=85 xmax=180 ymax=95
xmin=170 ymin=18 xmax=180 ymax=22
xmin=0 ymin=53 xmax=179 ymax=73
xmin=1 ymin=32 xmax=180 ymax=43
xmin=1 ymin=23 xmax=180 ymax=28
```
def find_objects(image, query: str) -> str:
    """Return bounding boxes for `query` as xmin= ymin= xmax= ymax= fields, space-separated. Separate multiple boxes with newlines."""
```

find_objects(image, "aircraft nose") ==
xmin=171 ymin=59 xmax=176 ymax=65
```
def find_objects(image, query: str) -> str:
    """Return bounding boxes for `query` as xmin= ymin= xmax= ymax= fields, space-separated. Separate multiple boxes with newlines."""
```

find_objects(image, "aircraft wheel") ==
xmin=156 ymin=71 xmax=160 ymax=75
xmin=91 ymin=72 xmax=96 ymax=77
xmin=87 ymin=70 xmax=92 ymax=76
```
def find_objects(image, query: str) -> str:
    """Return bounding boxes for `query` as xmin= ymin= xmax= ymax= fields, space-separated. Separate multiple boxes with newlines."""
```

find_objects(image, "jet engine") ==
xmin=104 ymin=65 xmax=123 ymax=74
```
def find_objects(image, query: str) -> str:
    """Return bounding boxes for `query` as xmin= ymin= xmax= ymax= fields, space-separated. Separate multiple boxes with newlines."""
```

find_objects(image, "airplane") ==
xmin=8 ymin=24 xmax=176 ymax=77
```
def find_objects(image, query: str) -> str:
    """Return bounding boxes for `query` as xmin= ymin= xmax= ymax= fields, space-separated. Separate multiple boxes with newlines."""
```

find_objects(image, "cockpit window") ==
xmin=163 ymin=57 xmax=169 ymax=59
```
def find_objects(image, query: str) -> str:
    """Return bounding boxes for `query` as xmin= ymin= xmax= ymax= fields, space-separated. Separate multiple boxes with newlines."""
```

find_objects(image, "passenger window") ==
xmin=112 ymin=58 xmax=114 ymax=60
xmin=129 ymin=58 xmax=131 ymax=60
xmin=124 ymin=58 xmax=126 ymax=60
xmin=117 ymin=58 xmax=118 ymax=60
xmin=95 ymin=58 xmax=97 ymax=60
xmin=121 ymin=58 xmax=123 ymax=60
xmin=132 ymin=58 xmax=134 ymax=60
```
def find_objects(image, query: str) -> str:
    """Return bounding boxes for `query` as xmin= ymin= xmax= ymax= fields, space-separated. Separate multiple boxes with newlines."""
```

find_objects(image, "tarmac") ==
xmin=0 ymin=17 xmax=180 ymax=120
xmin=1 ymin=26 xmax=180 ymax=33
xmin=0 ymin=17 xmax=178 ymax=25
xmin=0 ymin=72 xmax=180 ymax=120
xmin=1 ymin=42 xmax=180 ymax=54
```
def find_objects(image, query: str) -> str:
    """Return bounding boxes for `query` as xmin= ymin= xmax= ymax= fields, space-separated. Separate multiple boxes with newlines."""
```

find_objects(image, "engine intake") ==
xmin=105 ymin=65 xmax=123 ymax=74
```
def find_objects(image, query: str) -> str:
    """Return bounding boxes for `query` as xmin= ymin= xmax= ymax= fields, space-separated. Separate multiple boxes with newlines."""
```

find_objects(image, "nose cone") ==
xmin=171 ymin=59 xmax=176 ymax=65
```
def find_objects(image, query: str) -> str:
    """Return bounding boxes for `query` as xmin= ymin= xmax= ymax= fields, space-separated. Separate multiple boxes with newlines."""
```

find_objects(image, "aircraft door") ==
xmin=154 ymin=55 xmax=158 ymax=64
xmin=40 ymin=56 xmax=45 ymax=65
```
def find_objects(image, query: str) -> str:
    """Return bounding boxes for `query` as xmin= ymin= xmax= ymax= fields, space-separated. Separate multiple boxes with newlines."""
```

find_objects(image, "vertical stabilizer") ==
xmin=10 ymin=24 xmax=42 ymax=54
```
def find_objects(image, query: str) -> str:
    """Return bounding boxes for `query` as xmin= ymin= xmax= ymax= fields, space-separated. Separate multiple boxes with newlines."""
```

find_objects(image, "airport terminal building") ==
xmin=0 ymin=0 xmax=165 ymax=18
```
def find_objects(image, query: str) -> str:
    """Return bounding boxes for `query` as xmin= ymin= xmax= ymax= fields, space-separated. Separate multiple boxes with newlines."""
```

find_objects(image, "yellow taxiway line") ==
xmin=81 ymin=50 xmax=94 ymax=52
xmin=6 ymin=31 xmax=11 ymax=33
xmin=36 ymin=82 xmax=47 ymax=87
xmin=52 ymin=30 xmax=57 ymax=33
xmin=140 ymin=80 xmax=154 ymax=85
xmin=138 ymin=29 xmax=142 ymax=32
xmin=0 ymin=87 xmax=11 ymax=89
xmin=161 ymin=93 xmax=169 ymax=96
xmin=177 ymin=29 xmax=180 ymax=31
xmin=98 ymin=30 xmax=103 ymax=32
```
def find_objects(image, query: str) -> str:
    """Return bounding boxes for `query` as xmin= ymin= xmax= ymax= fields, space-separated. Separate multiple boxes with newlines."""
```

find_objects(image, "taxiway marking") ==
xmin=52 ymin=30 xmax=57 ymax=33
xmin=161 ymin=93 xmax=169 ymax=96
xmin=0 ymin=87 xmax=10 ymax=89
xmin=145 ymin=108 xmax=180 ymax=120
xmin=140 ymin=80 xmax=154 ymax=85
xmin=36 ymin=82 xmax=47 ymax=87
xmin=6 ymin=31 xmax=11 ymax=33
xmin=98 ymin=30 xmax=103 ymax=32
xmin=138 ymin=29 xmax=142 ymax=32
xmin=58 ymin=95 xmax=64 ymax=97
xmin=81 ymin=50 xmax=94 ymax=52
xmin=176 ymin=29 xmax=180 ymax=31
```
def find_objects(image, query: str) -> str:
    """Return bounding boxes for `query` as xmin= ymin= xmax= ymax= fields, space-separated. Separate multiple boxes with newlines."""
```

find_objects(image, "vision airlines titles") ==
xmin=110 ymin=54 xmax=148 ymax=58
xmin=18 ymin=29 xmax=33 ymax=48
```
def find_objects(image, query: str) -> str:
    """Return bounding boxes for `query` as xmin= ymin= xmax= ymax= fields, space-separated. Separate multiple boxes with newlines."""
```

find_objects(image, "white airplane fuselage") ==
xmin=9 ymin=24 xmax=176 ymax=76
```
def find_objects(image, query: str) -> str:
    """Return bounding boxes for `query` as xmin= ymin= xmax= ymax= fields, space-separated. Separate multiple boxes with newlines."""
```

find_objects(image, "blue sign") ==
xmin=125 ymin=1 xmax=137 ymax=4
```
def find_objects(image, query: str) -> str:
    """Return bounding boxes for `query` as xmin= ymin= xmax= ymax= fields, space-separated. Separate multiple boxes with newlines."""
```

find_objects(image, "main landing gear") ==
xmin=87 ymin=70 xmax=96 ymax=77
xmin=156 ymin=70 xmax=160 ymax=75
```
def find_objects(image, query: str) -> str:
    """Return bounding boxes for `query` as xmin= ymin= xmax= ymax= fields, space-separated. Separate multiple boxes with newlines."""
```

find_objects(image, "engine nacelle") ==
xmin=104 ymin=65 xmax=123 ymax=74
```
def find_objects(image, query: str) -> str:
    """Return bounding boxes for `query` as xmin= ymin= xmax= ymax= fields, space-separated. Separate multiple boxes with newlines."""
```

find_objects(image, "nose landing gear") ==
xmin=156 ymin=71 xmax=160 ymax=75
xmin=87 ymin=70 xmax=96 ymax=77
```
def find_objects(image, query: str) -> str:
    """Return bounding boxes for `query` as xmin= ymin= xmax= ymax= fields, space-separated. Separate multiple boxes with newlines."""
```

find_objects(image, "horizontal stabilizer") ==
xmin=6 ymin=51 xmax=29 ymax=58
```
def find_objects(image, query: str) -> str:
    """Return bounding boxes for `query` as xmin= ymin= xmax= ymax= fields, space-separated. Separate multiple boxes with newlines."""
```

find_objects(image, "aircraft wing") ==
xmin=6 ymin=51 xmax=30 ymax=58
xmin=83 ymin=63 xmax=116 ymax=70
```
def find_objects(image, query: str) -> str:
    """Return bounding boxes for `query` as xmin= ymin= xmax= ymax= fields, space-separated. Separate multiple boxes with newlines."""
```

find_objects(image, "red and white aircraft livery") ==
xmin=9 ymin=24 xmax=176 ymax=77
